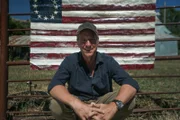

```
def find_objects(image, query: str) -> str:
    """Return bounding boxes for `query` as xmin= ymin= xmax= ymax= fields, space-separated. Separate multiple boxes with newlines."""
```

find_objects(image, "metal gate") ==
xmin=0 ymin=0 xmax=180 ymax=119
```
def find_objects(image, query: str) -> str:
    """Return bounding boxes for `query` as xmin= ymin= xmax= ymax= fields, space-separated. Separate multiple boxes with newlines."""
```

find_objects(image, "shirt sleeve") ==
xmin=47 ymin=57 xmax=71 ymax=93
xmin=108 ymin=57 xmax=140 ymax=91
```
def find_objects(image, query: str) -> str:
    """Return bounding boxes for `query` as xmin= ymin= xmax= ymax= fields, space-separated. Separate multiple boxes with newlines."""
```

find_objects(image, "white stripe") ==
xmin=31 ymin=22 xmax=155 ymax=30
xmin=62 ymin=0 xmax=156 ymax=6
xmin=30 ymin=57 xmax=154 ymax=66
xmin=30 ymin=47 xmax=155 ymax=54
xmin=30 ymin=35 xmax=155 ymax=42
xmin=62 ymin=11 xmax=155 ymax=17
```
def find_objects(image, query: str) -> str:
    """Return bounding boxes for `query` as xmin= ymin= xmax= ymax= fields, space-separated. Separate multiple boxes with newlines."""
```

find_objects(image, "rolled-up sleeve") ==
xmin=108 ymin=57 xmax=140 ymax=91
xmin=48 ymin=57 xmax=71 ymax=93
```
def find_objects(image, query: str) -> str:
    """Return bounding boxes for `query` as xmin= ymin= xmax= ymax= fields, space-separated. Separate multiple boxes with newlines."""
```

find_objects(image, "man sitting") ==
xmin=48 ymin=22 xmax=139 ymax=120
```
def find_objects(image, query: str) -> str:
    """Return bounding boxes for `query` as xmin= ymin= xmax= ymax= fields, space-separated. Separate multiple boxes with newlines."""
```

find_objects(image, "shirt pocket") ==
xmin=93 ymin=70 xmax=110 ymax=95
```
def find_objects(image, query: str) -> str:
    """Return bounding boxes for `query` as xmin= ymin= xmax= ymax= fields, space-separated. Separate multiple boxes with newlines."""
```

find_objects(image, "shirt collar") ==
xmin=96 ymin=52 xmax=103 ymax=65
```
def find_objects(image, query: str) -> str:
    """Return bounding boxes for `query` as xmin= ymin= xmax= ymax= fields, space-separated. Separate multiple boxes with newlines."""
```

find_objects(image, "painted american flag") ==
xmin=30 ymin=0 xmax=156 ymax=70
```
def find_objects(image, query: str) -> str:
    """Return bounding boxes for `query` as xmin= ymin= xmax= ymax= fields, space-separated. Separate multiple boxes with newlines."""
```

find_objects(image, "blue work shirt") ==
xmin=48 ymin=52 xmax=139 ymax=101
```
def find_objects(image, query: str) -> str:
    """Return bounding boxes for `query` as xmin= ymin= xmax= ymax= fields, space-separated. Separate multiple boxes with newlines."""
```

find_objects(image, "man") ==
xmin=48 ymin=22 xmax=139 ymax=120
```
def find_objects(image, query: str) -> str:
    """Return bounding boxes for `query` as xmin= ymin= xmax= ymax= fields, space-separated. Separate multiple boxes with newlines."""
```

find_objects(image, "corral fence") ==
xmin=0 ymin=0 xmax=180 ymax=119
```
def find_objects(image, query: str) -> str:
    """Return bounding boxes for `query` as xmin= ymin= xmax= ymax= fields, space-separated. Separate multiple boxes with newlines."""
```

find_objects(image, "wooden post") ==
xmin=0 ymin=0 xmax=8 ymax=119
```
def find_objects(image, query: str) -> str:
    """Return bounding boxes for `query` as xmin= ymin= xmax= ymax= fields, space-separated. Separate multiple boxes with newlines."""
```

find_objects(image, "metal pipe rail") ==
xmin=155 ymin=56 xmax=180 ymax=60
xmin=6 ymin=56 xmax=180 ymax=66
xmin=8 ymin=79 xmax=51 ymax=82
xmin=156 ymin=38 xmax=180 ymax=41
xmin=6 ymin=107 xmax=180 ymax=115
xmin=7 ymin=91 xmax=180 ymax=99
xmin=7 ymin=75 xmax=180 ymax=83
xmin=8 ymin=5 xmax=180 ymax=16
xmin=133 ymin=107 xmax=180 ymax=113
xmin=7 ymin=38 xmax=180 ymax=47
xmin=8 ymin=28 xmax=30 ymax=31
xmin=156 ymin=5 xmax=180 ymax=9
xmin=156 ymin=22 xmax=180 ymax=26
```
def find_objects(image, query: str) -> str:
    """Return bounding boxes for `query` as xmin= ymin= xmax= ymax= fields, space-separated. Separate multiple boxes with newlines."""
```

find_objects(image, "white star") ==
xmin=38 ymin=14 xmax=42 ymax=19
xmin=54 ymin=10 xmax=58 ymax=15
xmin=44 ymin=16 xmax=48 ymax=20
xmin=52 ymin=0 xmax=57 ymax=4
xmin=54 ymin=5 xmax=58 ymax=9
xmin=34 ymin=10 xmax=39 ymax=14
xmin=33 ymin=4 xmax=38 ymax=8
xmin=50 ymin=15 xmax=55 ymax=19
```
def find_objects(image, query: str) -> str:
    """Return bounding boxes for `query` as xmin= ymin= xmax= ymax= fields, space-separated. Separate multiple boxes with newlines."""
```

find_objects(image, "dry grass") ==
xmin=127 ymin=111 xmax=180 ymax=120
xmin=7 ymin=60 xmax=180 ymax=119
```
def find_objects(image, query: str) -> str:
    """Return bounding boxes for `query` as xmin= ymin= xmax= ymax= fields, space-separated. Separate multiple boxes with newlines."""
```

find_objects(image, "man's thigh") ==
xmin=49 ymin=99 xmax=77 ymax=120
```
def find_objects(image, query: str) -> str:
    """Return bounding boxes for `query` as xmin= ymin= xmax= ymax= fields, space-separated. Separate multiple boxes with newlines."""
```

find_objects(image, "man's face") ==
xmin=77 ymin=29 xmax=99 ymax=58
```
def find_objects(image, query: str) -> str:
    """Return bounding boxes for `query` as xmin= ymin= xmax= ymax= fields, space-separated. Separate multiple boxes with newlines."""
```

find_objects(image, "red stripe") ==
xmin=62 ymin=4 xmax=156 ymax=11
xmin=30 ymin=53 xmax=155 ymax=59
xmin=30 ymin=64 xmax=154 ymax=70
xmin=30 ymin=41 xmax=155 ymax=48
xmin=31 ymin=28 xmax=155 ymax=36
xmin=62 ymin=16 xmax=155 ymax=23
xmin=121 ymin=64 xmax=154 ymax=70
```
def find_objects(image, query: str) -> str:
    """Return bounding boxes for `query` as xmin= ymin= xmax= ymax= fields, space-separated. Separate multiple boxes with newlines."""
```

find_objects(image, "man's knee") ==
xmin=112 ymin=98 xmax=136 ymax=120
xmin=49 ymin=99 xmax=63 ymax=120
xmin=49 ymin=98 xmax=78 ymax=120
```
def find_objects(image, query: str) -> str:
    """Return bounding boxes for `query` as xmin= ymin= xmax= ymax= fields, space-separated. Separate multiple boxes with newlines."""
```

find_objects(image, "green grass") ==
xmin=7 ymin=60 xmax=180 ymax=119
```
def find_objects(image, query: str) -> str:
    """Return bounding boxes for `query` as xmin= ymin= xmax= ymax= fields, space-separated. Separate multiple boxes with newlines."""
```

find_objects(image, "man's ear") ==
xmin=77 ymin=40 xmax=80 ymax=47
xmin=96 ymin=39 xmax=99 ymax=45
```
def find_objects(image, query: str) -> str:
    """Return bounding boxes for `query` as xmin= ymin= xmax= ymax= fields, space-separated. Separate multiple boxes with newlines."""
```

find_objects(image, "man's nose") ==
xmin=85 ymin=40 xmax=91 ymax=46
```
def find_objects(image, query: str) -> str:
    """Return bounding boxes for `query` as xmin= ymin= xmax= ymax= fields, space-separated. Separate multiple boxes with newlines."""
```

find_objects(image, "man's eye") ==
xmin=90 ymin=39 xmax=96 ymax=43
xmin=82 ymin=40 xmax=87 ymax=43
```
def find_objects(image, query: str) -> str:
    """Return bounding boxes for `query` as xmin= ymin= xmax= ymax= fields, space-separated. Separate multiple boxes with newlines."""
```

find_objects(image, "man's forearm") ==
xmin=115 ymin=84 xmax=137 ymax=104
xmin=49 ymin=85 xmax=82 ymax=108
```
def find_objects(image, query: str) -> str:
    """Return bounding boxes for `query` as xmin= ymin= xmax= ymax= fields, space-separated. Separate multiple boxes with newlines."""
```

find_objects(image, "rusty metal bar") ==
xmin=8 ymin=5 xmax=180 ymax=16
xmin=8 ymin=13 xmax=31 ymax=16
xmin=6 ymin=56 xmax=180 ymax=66
xmin=156 ymin=38 xmax=180 ymax=41
xmin=133 ymin=107 xmax=180 ymax=113
xmin=132 ymin=75 xmax=180 ymax=78
xmin=8 ymin=28 xmax=30 ymax=31
xmin=6 ymin=107 xmax=180 ymax=115
xmin=7 ymin=75 xmax=180 ymax=83
xmin=7 ymin=5 xmax=180 ymax=16
xmin=137 ymin=91 xmax=180 ymax=95
xmin=7 ymin=91 xmax=180 ymax=99
xmin=7 ymin=60 xmax=30 ymax=65
xmin=8 ymin=79 xmax=51 ymax=82
xmin=7 ymin=111 xmax=51 ymax=114
xmin=7 ymin=95 xmax=50 ymax=98
xmin=155 ymin=56 xmax=180 ymax=60
xmin=156 ymin=22 xmax=180 ymax=26
xmin=0 ymin=0 xmax=8 ymax=119
xmin=7 ymin=38 xmax=180 ymax=47
xmin=156 ymin=5 xmax=180 ymax=9
xmin=8 ymin=44 xmax=29 ymax=47
xmin=11 ymin=116 xmax=54 ymax=120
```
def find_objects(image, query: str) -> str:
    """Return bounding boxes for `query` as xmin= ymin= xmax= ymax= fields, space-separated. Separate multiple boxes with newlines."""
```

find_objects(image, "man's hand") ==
xmin=71 ymin=100 xmax=103 ymax=120
xmin=91 ymin=102 xmax=118 ymax=120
